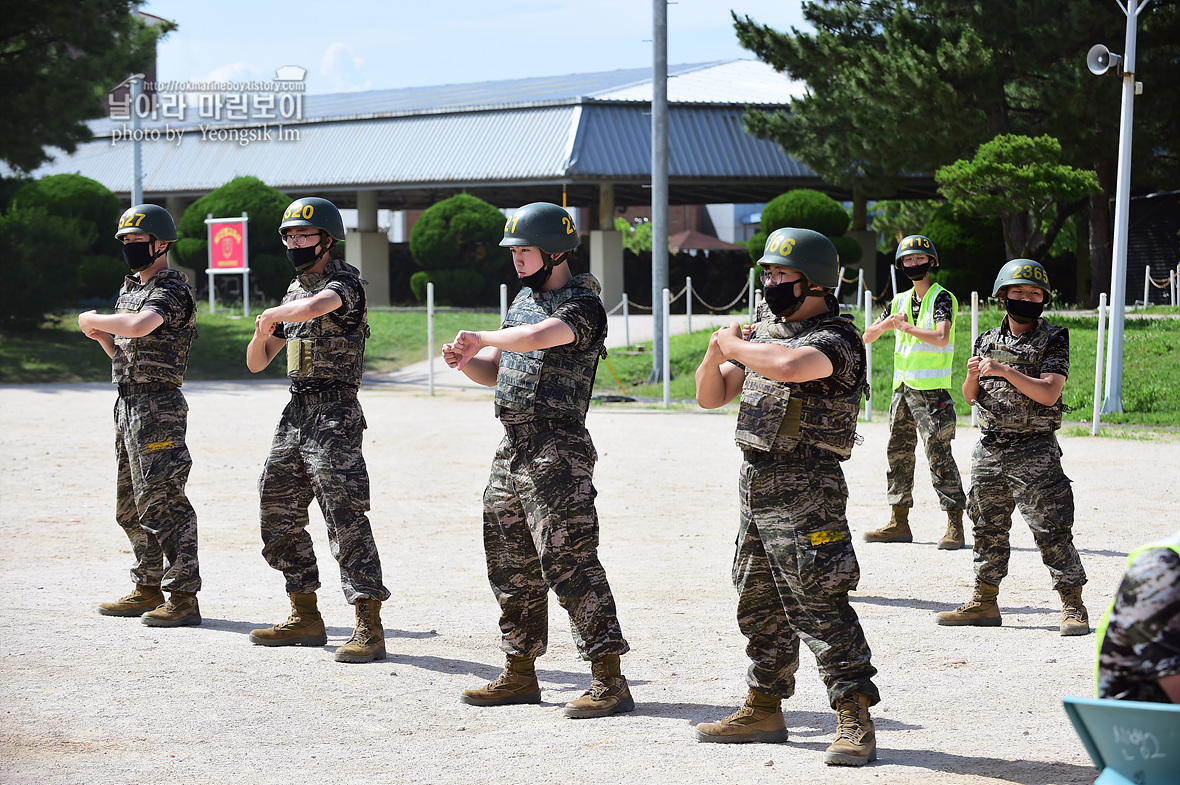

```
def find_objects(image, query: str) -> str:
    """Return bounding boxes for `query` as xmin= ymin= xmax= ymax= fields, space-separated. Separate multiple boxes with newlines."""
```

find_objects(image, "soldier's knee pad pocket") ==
xmin=795 ymin=528 xmax=860 ymax=595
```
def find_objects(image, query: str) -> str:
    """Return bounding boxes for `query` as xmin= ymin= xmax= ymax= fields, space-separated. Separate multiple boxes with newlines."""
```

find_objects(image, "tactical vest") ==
xmin=974 ymin=320 xmax=1065 ymax=433
xmin=735 ymin=311 xmax=865 ymax=460
xmin=1093 ymin=532 xmax=1180 ymax=695
xmin=111 ymin=269 xmax=195 ymax=387
xmin=892 ymin=283 xmax=956 ymax=390
xmin=494 ymin=273 xmax=607 ymax=423
xmin=283 ymin=259 xmax=369 ymax=387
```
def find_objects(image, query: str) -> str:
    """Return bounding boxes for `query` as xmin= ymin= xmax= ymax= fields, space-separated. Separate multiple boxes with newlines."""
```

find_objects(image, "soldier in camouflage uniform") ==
xmin=442 ymin=202 xmax=632 ymax=720
xmin=245 ymin=197 xmax=390 ymax=663
xmin=1096 ymin=532 xmax=1180 ymax=703
xmin=81 ymin=204 xmax=202 ymax=627
xmin=693 ymin=228 xmax=880 ymax=766
xmin=936 ymin=259 xmax=1089 ymax=636
xmin=863 ymin=235 xmax=967 ymax=549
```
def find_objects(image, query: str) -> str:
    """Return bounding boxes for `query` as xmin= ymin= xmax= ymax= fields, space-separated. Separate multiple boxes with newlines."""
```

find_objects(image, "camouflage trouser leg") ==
xmin=967 ymin=433 xmax=1086 ymax=590
xmin=735 ymin=452 xmax=879 ymax=708
xmin=113 ymin=390 xmax=201 ymax=593
xmin=482 ymin=425 xmax=628 ymax=661
xmin=259 ymin=398 xmax=389 ymax=603
xmin=886 ymin=386 xmax=966 ymax=510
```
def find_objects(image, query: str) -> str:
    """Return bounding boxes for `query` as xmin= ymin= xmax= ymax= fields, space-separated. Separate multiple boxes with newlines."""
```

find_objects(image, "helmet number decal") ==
xmin=118 ymin=212 xmax=147 ymax=229
xmin=283 ymin=203 xmax=314 ymax=221
xmin=766 ymin=235 xmax=796 ymax=255
xmin=1019 ymin=264 xmax=1047 ymax=283
xmin=562 ymin=216 xmax=575 ymax=235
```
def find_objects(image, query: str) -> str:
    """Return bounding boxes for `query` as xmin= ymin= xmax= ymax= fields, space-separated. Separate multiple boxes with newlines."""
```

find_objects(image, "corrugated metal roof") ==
xmin=594 ymin=60 xmax=805 ymax=104
xmin=9 ymin=60 xmax=829 ymax=203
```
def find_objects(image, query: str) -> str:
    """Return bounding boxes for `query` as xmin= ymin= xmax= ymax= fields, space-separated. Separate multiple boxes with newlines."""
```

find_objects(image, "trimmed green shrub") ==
xmin=747 ymin=189 xmax=853 ymax=262
xmin=831 ymin=235 xmax=863 ymax=267
xmin=409 ymin=194 xmax=510 ymax=304
xmin=410 ymin=268 xmax=490 ymax=307
xmin=176 ymin=176 xmax=290 ymax=300
xmin=0 ymin=207 xmax=92 ymax=329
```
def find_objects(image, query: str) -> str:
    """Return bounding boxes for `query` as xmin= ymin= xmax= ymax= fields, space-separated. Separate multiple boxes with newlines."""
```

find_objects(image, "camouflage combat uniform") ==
xmin=731 ymin=298 xmax=879 ymax=708
xmin=257 ymin=259 xmax=389 ymax=604
xmin=111 ymin=268 xmax=201 ymax=594
xmin=482 ymin=273 xmax=628 ymax=661
xmin=1097 ymin=534 xmax=1180 ymax=703
xmin=968 ymin=318 xmax=1085 ymax=591
xmin=881 ymin=288 xmax=966 ymax=511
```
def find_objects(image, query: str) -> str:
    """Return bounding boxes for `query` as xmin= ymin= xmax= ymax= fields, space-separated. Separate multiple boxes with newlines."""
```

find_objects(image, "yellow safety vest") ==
xmin=1094 ymin=533 xmax=1180 ymax=696
xmin=891 ymin=282 xmax=957 ymax=391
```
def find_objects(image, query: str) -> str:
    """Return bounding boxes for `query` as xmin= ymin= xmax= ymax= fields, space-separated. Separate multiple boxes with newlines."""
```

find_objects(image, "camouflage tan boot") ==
xmin=1058 ymin=586 xmax=1090 ymax=637
xmin=460 ymin=655 xmax=542 ymax=706
xmin=249 ymin=592 xmax=327 ymax=647
xmin=141 ymin=591 xmax=201 ymax=627
xmin=938 ymin=509 xmax=965 ymax=550
xmin=563 ymin=654 xmax=635 ymax=719
xmin=935 ymin=582 xmax=1001 ymax=627
xmin=334 ymin=598 xmax=386 ymax=663
xmin=694 ymin=688 xmax=787 ymax=743
xmin=98 ymin=585 xmax=163 ymax=617
xmin=824 ymin=693 xmax=877 ymax=766
xmin=863 ymin=506 xmax=913 ymax=543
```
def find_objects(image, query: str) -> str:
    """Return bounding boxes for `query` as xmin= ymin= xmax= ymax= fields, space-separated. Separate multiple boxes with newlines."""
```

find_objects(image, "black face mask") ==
xmin=286 ymin=244 xmax=322 ymax=272
xmin=903 ymin=262 xmax=931 ymax=281
xmin=763 ymin=281 xmax=805 ymax=318
xmin=1005 ymin=297 xmax=1045 ymax=324
xmin=518 ymin=265 xmax=552 ymax=290
xmin=122 ymin=240 xmax=160 ymax=273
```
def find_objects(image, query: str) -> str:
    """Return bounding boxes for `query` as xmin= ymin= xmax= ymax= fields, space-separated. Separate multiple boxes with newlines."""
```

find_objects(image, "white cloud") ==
xmin=320 ymin=43 xmax=371 ymax=93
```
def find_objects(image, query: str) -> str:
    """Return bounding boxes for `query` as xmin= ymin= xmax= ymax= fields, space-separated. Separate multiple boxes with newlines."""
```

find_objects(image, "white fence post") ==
xmin=426 ymin=283 xmax=435 ymax=396
xmin=500 ymin=283 xmax=507 ymax=324
xmin=858 ymin=268 xmax=866 ymax=311
xmin=685 ymin=276 xmax=693 ymax=335
xmin=834 ymin=266 xmax=845 ymax=301
xmin=890 ymin=265 xmax=898 ymax=298
xmin=622 ymin=296 xmax=630 ymax=347
xmin=748 ymin=268 xmax=756 ymax=322
xmin=1092 ymin=293 xmax=1108 ymax=435
xmin=863 ymin=295 xmax=871 ymax=422
xmin=662 ymin=287 xmax=671 ymax=409
xmin=970 ymin=291 xmax=979 ymax=428
xmin=1143 ymin=265 xmax=1150 ymax=308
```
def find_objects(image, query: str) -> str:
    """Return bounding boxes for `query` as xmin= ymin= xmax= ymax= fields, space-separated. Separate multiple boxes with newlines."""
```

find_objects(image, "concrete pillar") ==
xmin=846 ymin=229 xmax=878 ymax=304
xmin=590 ymin=229 xmax=624 ymax=313
xmin=598 ymin=183 xmax=615 ymax=232
xmin=356 ymin=190 xmax=379 ymax=233
xmin=346 ymin=231 xmax=390 ymax=307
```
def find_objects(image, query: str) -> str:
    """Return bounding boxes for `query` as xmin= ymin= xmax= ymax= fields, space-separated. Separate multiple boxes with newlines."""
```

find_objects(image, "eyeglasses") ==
xmin=760 ymin=270 xmax=802 ymax=286
xmin=281 ymin=231 xmax=321 ymax=246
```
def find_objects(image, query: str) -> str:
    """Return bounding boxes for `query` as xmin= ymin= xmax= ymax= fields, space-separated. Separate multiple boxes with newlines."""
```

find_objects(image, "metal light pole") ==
xmin=649 ymin=0 xmax=669 ymax=384
xmin=130 ymin=75 xmax=144 ymax=205
xmin=1090 ymin=0 xmax=1151 ymax=414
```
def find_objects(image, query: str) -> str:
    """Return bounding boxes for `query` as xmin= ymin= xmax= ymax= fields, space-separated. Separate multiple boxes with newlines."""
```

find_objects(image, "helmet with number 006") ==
xmin=279 ymin=197 xmax=345 ymax=241
xmin=894 ymin=234 xmax=939 ymax=269
xmin=755 ymin=227 xmax=839 ymax=288
xmin=992 ymin=258 xmax=1052 ymax=299
xmin=499 ymin=202 xmax=580 ymax=258
xmin=114 ymin=204 xmax=178 ymax=242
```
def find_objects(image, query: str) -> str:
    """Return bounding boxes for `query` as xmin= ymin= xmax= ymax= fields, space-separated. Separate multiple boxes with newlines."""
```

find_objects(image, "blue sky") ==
xmin=140 ymin=1 xmax=810 ymax=94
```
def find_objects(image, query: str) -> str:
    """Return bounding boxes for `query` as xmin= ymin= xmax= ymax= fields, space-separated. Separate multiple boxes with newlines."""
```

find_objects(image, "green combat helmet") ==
xmin=756 ymin=227 xmax=839 ymax=288
xmin=992 ymin=258 xmax=1051 ymax=302
xmin=115 ymin=204 xmax=177 ymax=242
xmin=279 ymin=196 xmax=346 ymax=241
xmin=895 ymin=234 xmax=939 ymax=269
xmin=500 ymin=202 xmax=579 ymax=261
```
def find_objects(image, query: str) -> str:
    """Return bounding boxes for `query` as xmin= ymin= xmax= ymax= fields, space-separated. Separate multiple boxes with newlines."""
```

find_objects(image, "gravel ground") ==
xmin=1 ymin=378 xmax=1176 ymax=785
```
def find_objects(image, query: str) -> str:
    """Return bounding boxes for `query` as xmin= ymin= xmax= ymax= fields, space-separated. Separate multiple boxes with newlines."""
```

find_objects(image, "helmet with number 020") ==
xmin=894 ymin=234 xmax=939 ymax=269
xmin=755 ymin=227 xmax=839 ymax=288
xmin=279 ymin=197 xmax=345 ymax=241
xmin=992 ymin=258 xmax=1051 ymax=300
xmin=114 ymin=204 xmax=178 ymax=242
xmin=500 ymin=202 xmax=580 ymax=259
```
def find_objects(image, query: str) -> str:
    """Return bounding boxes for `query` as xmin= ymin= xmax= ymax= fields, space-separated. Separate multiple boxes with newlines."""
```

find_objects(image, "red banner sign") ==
xmin=209 ymin=221 xmax=246 ymax=270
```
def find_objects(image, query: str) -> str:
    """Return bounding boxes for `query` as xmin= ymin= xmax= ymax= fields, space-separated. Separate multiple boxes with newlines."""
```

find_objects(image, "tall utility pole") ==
xmin=1101 ymin=0 xmax=1150 ymax=414
xmin=649 ymin=0 xmax=669 ymax=383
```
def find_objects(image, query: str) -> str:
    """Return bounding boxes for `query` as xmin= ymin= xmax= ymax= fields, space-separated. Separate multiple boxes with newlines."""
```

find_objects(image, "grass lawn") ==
xmin=595 ymin=306 xmax=1180 ymax=429
xmin=0 ymin=307 xmax=502 ymax=384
